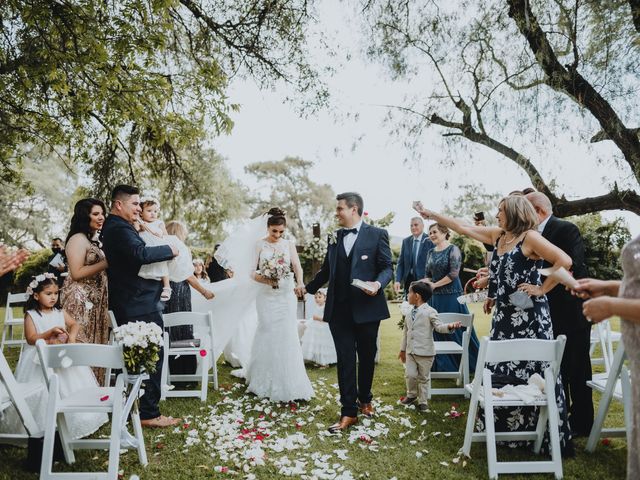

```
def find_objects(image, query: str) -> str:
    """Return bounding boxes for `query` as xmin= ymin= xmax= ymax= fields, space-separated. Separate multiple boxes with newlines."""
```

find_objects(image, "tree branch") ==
xmin=506 ymin=0 xmax=640 ymax=180
xmin=629 ymin=0 xmax=640 ymax=33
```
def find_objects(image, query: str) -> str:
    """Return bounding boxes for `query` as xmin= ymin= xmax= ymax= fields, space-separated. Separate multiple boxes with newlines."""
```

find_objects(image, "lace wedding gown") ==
xmin=244 ymin=239 xmax=314 ymax=402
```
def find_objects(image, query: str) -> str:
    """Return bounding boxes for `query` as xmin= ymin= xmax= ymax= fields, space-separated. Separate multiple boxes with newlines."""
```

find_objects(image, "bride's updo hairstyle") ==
xmin=267 ymin=207 xmax=287 ymax=227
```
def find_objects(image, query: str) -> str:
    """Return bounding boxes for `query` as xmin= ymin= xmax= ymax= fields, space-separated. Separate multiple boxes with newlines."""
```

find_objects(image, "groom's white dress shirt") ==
xmin=343 ymin=219 xmax=381 ymax=291
xmin=343 ymin=219 xmax=364 ymax=256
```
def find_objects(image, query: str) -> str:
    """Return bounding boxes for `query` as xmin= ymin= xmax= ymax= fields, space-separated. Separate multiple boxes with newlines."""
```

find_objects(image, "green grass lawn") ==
xmin=0 ymin=304 xmax=628 ymax=479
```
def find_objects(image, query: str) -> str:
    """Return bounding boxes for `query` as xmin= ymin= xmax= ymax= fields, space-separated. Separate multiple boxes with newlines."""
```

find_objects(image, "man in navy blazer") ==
xmin=394 ymin=217 xmax=434 ymax=296
xmin=101 ymin=184 xmax=179 ymax=428
xmin=303 ymin=192 xmax=393 ymax=432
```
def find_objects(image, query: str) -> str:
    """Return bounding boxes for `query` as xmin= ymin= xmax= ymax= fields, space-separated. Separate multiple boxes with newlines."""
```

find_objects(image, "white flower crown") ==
xmin=140 ymin=196 xmax=160 ymax=209
xmin=26 ymin=272 xmax=57 ymax=296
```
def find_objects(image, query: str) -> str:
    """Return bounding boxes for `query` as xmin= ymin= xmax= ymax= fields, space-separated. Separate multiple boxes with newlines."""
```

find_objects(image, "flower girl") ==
xmin=137 ymin=198 xmax=194 ymax=300
xmin=300 ymin=289 xmax=337 ymax=366
xmin=13 ymin=273 xmax=108 ymax=438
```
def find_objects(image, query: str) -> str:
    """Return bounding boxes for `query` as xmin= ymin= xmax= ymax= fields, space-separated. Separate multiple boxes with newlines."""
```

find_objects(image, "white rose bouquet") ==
xmin=257 ymin=252 xmax=291 ymax=289
xmin=113 ymin=321 xmax=164 ymax=374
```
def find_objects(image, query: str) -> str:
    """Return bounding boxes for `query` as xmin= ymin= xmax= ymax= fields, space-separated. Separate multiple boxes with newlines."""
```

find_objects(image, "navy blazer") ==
xmin=100 ymin=215 xmax=175 ymax=321
xmin=541 ymin=215 xmax=590 ymax=334
xmin=306 ymin=222 xmax=393 ymax=324
xmin=395 ymin=233 xmax=434 ymax=283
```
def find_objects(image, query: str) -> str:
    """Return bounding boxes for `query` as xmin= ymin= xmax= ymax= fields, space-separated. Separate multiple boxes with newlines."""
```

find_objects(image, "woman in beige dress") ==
xmin=574 ymin=235 xmax=640 ymax=479
xmin=61 ymin=198 xmax=110 ymax=381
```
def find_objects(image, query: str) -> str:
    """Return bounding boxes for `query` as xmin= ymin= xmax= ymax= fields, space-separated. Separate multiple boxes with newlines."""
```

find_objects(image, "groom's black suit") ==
xmin=306 ymin=222 xmax=393 ymax=417
xmin=101 ymin=214 xmax=174 ymax=420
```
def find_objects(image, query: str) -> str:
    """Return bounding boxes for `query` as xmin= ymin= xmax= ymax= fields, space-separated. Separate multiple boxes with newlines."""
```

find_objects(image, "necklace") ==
xmin=503 ymin=233 xmax=520 ymax=245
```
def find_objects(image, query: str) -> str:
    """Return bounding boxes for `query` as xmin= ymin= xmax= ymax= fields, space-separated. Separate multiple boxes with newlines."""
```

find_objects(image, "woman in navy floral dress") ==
xmin=423 ymin=223 xmax=479 ymax=372
xmin=415 ymin=195 xmax=574 ymax=454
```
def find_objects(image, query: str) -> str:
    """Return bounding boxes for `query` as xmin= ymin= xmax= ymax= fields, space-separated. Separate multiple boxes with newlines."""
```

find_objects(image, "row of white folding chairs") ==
xmin=1 ymin=339 xmax=146 ymax=479
xmin=1 ymin=292 xmax=29 ymax=353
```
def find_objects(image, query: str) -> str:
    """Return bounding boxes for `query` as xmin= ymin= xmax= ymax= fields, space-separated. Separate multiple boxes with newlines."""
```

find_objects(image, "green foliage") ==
xmin=363 ymin=211 xmax=395 ymax=228
xmin=449 ymin=235 xmax=486 ymax=272
xmin=122 ymin=344 xmax=161 ymax=375
xmin=245 ymin=157 xmax=336 ymax=242
xmin=1 ymin=0 xmax=321 ymax=192
xmin=149 ymin=148 xmax=248 ymax=246
xmin=0 ymin=145 xmax=77 ymax=247
xmin=572 ymin=214 xmax=631 ymax=280
xmin=13 ymin=248 xmax=52 ymax=292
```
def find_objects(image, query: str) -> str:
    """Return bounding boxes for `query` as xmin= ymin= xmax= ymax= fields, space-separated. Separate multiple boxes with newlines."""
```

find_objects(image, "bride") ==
xmin=214 ymin=208 xmax=314 ymax=402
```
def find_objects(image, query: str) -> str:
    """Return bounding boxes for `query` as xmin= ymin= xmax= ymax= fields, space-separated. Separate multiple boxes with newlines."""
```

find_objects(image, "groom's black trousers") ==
xmin=329 ymin=302 xmax=380 ymax=418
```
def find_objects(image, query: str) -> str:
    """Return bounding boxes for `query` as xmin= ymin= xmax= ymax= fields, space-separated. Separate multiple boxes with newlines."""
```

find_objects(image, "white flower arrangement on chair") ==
xmin=112 ymin=321 xmax=164 ymax=374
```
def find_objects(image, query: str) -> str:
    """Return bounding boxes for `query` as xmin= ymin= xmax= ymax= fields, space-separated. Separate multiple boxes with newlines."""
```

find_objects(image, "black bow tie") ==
xmin=343 ymin=228 xmax=358 ymax=235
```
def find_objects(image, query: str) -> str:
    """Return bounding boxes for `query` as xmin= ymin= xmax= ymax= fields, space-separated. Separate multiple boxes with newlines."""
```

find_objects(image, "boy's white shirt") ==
xmin=401 ymin=303 xmax=450 ymax=356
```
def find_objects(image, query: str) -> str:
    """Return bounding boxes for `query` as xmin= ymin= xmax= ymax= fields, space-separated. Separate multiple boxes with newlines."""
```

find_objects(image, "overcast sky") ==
xmin=212 ymin=0 xmax=639 ymax=239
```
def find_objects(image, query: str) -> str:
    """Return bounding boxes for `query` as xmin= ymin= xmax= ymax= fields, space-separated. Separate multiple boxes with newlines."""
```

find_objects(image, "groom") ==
xmin=301 ymin=192 xmax=392 ymax=432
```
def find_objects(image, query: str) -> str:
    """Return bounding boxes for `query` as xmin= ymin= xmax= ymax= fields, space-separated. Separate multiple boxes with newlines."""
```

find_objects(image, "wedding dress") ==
xmin=244 ymin=239 xmax=314 ymax=402
xmin=190 ymin=215 xmax=313 ymax=402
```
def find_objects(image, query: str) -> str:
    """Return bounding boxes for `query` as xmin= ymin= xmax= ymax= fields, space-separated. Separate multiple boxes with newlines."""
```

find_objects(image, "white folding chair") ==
xmin=1 ymin=292 xmax=29 ymax=354
xmin=161 ymin=311 xmax=218 ymax=402
xmin=589 ymin=319 xmax=621 ymax=372
xmin=461 ymin=335 xmax=566 ymax=480
xmin=586 ymin=341 xmax=632 ymax=452
xmin=0 ymin=349 xmax=43 ymax=446
xmin=429 ymin=312 xmax=474 ymax=398
xmin=36 ymin=340 xmax=147 ymax=479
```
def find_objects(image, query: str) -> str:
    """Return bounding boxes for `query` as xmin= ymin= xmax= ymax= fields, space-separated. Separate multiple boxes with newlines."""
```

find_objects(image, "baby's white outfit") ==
xmin=138 ymin=219 xmax=193 ymax=282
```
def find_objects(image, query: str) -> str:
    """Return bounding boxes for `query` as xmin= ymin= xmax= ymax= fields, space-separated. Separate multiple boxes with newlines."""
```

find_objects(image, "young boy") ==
xmin=399 ymin=281 xmax=461 ymax=412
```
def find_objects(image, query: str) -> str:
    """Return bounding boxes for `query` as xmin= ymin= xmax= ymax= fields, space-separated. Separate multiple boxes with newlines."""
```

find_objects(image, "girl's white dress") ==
xmin=244 ymin=239 xmax=314 ymax=402
xmin=300 ymin=303 xmax=337 ymax=365
xmin=138 ymin=219 xmax=193 ymax=282
xmin=10 ymin=310 xmax=108 ymax=439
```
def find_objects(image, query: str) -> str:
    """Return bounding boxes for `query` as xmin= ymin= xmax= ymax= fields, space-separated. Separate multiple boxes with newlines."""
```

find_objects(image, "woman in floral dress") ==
xmin=61 ymin=198 xmax=110 ymax=382
xmin=415 ymin=195 xmax=575 ymax=454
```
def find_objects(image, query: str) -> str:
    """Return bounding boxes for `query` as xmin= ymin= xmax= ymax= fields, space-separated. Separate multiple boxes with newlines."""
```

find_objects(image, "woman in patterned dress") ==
xmin=422 ymin=223 xmax=479 ymax=372
xmin=574 ymin=235 xmax=640 ymax=478
xmin=61 ymin=198 xmax=110 ymax=383
xmin=415 ymin=195 xmax=575 ymax=454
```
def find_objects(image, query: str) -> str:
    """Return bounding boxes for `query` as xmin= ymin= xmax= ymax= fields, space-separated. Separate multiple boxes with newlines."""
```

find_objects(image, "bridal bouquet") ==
xmin=113 ymin=321 xmax=164 ymax=374
xmin=257 ymin=252 xmax=291 ymax=289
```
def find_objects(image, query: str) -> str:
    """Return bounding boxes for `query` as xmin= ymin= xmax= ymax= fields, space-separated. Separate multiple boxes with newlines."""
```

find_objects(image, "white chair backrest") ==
xmin=4 ymin=292 xmax=28 ymax=323
xmin=163 ymin=311 xmax=214 ymax=330
xmin=474 ymin=335 xmax=566 ymax=378
xmin=108 ymin=310 xmax=118 ymax=330
xmin=35 ymin=340 xmax=124 ymax=388
xmin=0 ymin=350 xmax=40 ymax=436
xmin=438 ymin=312 xmax=474 ymax=328
xmin=163 ymin=311 xmax=215 ymax=349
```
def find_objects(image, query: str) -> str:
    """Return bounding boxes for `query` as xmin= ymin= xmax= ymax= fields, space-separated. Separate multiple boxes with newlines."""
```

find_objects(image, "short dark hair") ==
xmin=336 ymin=192 xmax=364 ymax=216
xmin=51 ymin=237 xmax=63 ymax=243
xmin=409 ymin=281 xmax=433 ymax=303
xmin=521 ymin=187 xmax=536 ymax=195
xmin=111 ymin=184 xmax=139 ymax=202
